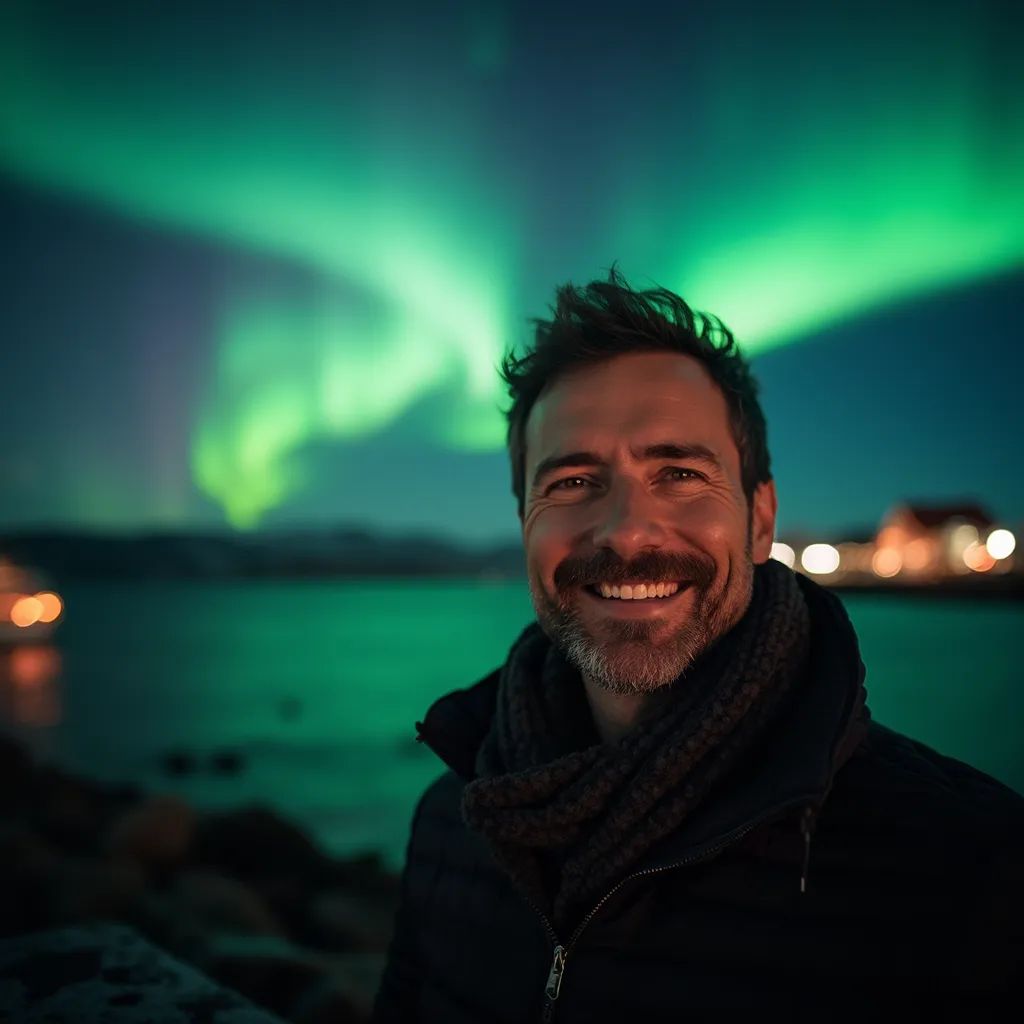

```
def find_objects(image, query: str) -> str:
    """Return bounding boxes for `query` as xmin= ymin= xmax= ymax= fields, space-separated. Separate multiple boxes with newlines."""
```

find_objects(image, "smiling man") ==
xmin=521 ymin=351 xmax=773 ymax=736
xmin=374 ymin=272 xmax=1024 ymax=1022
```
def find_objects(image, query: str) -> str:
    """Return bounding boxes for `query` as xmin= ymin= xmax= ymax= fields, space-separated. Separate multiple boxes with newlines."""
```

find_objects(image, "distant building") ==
xmin=873 ymin=502 xmax=995 ymax=578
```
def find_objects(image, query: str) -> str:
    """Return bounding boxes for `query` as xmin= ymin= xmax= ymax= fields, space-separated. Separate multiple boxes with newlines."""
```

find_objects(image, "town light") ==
xmin=10 ymin=595 xmax=44 ymax=628
xmin=801 ymin=544 xmax=840 ymax=575
xmin=770 ymin=542 xmax=795 ymax=568
xmin=872 ymin=547 xmax=902 ymax=578
xmin=986 ymin=529 xmax=1016 ymax=560
xmin=963 ymin=541 xmax=995 ymax=573
xmin=949 ymin=523 xmax=979 ymax=558
xmin=35 ymin=591 xmax=63 ymax=623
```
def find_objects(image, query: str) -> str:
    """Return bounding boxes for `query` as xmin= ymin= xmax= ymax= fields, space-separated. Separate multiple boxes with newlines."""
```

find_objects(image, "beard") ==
xmin=529 ymin=547 xmax=753 ymax=696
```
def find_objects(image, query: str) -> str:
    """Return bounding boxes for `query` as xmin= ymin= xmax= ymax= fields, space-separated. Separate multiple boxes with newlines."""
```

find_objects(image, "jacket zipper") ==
xmin=518 ymin=895 xmax=561 ymax=1023
xmin=537 ymin=799 xmax=818 ymax=1022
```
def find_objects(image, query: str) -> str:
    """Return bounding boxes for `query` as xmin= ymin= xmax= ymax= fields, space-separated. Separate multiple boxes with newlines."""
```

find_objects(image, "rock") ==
xmin=171 ymin=869 xmax=282 ymax=936
xmin=0 ymin=822 xmax=61 ymax=932
xmin=0 ymin=922 xmax=288 ymax=1022
xmin=289 ymin=952 xmax=385 ymax=1024
xmin=306 ymin=891 xmax=394 ymax=952
xmin=44 ymin=855 xmax=148 ymax=925
xmin=29 ymin=764 xmax=117 ymax=854
xmin=130 ymin=888 xmax=211 ymax=962
xmin=328 ymin=850 xmax=399 ymax=899
xmin=287 ymin=974 xmax=362 ymax=1024
xmin=0 ymin=820 xmax=61 ymax=877
xmin=201 ymin=933 xmax=331 ymax=1018
xmin=104 ymin=794 xmax=197 ymax=872
xmin=194 ymin=807 xmax=343 ymax=937
xmin=0 ymin=733 xmax=34 ymax=812
xmin=195 ymin=806 xmax=335 ymax=887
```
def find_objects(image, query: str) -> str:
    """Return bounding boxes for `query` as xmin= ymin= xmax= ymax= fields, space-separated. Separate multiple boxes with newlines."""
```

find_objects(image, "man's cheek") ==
xmin=526 ymin=522 xmax=565 ymax=579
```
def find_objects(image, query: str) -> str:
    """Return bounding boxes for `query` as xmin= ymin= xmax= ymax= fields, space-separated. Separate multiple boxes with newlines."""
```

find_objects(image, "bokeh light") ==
xmin=872 ymin=547 xmax=903 ymax=578
xmin=10 ymin=596 xmax=43 ymax=628
xmin=770 ymin=542 xmax=795 ymax=568
xmin=9 ymin=644 xmax=61 ymax=689
xmin=35 ymin=591 xmax=63 ymax=623
xmin=800 ymin=544 xmax=841 ymax=575
xmin=986 ymin=529 xmax=1016 ymax=560
xmin=963 ymin=541 xmax=996 ymax=573
xmin=948 ymin=524 xmax=980 ymax=563
xmin=902 ymin=538 xmax=933 ymax=573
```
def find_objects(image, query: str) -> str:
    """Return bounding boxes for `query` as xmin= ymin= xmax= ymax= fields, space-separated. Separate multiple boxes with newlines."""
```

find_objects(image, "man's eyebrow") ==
xmin=635 ymin=442 xmax=721 ymax=466
xmin=531 ymin=451 xmax=606 ymax=489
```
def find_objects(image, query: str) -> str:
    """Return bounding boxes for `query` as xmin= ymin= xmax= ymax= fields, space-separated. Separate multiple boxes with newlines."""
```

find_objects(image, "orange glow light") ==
xmin=10 ymin=596 xmax=44 ymax=628
xmin=35 ymin=591 xmax=63 ymax=623
xmin=10 ymin=645 xmax=61 ymax=688
xmin=903 ymin=538 xmax=932 ymax=572
xmin=872 ymin=547 xmax=903 ymax=578
xmin=963 ymin=542 xmax=996 ymax=573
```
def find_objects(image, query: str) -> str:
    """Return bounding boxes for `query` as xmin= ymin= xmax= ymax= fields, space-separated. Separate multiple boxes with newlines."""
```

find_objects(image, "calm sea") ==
xmin=1 ymin=580 xmax=1021 ymax=867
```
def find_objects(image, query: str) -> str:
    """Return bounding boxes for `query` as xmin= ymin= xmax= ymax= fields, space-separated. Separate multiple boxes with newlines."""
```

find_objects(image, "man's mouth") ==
xmin=584 ymin=581 xmax=689 ymax=601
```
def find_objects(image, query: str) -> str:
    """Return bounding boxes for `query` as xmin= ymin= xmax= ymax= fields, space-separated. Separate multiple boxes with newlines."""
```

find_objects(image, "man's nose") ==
xmin=590 ymin=479 xmax=668 ymax=559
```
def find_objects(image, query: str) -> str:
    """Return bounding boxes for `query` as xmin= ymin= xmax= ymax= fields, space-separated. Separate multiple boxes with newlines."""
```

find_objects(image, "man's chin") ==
xmin=533 ymin=592 xmax=710 ymax=693
xmin=559 ymin=632 xmax=703 ymax=696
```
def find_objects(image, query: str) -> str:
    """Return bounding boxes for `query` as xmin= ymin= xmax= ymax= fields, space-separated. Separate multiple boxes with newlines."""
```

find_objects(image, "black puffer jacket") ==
xmin=374 ymin=580 xmax=1024 ymax=1021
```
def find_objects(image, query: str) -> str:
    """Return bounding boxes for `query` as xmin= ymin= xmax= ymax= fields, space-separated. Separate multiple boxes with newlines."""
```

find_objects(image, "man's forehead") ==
xmin=525 ymin=352 xmax=732 ymax=461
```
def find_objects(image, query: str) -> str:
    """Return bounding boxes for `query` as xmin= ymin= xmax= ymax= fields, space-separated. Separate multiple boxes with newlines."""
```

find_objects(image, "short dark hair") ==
xmin=500 ymin=269 xmax=772 ymax=517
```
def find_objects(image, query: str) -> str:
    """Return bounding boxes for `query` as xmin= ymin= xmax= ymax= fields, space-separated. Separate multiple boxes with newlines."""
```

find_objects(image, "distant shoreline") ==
xmin=2 ymin=529 xmax=1020 ymax=599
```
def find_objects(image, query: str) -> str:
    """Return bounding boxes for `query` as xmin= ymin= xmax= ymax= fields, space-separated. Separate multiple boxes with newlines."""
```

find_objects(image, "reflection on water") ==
xmin=0 ymin=580 xmax=1020 ymax=866
xmin=0 ymin=644 xmax=63 ymax=727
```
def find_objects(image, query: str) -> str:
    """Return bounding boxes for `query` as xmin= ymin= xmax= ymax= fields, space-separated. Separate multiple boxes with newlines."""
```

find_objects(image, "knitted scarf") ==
xmin=461 ymin=559 xmax=810 ymax=933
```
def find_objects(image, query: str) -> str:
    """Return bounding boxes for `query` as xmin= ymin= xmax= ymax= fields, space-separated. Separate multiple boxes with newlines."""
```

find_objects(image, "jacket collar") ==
xmin=416 ymin=572 xmax=868 ymax=860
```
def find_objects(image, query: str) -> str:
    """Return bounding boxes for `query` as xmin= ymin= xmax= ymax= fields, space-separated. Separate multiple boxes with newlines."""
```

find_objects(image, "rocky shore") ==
xmin=0 ymin=734 xmax=399 ymax=1022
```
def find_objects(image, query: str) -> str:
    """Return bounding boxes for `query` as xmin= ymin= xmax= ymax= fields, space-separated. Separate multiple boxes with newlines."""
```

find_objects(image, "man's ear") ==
xmin=750 ymin=479 xmax=778 ymax=564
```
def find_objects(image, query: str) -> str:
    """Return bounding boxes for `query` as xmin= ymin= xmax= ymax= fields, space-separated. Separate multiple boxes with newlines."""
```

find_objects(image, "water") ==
xmin=1 ymin=580 xmax=1021 ymax=868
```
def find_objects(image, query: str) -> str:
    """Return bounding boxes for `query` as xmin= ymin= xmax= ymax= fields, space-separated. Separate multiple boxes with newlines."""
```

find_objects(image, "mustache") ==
xmin=553 ymin=549 xmax=715 ymax=591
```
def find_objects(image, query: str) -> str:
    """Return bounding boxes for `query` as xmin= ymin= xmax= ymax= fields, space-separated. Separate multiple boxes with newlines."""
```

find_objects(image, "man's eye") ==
xmin=663 ymin=467 xmax=702 ymax=482
xmin=550 ymin=476 xmax=592 ymax=492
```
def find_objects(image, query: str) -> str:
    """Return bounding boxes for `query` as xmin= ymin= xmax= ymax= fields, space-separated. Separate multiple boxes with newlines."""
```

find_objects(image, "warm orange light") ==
xmin=10 ymin=596 xmax=43 ymax=628
xmin=963 ymin=542 xmax=995 ymax=573
xmin=872 ymin=547 xmax=902 ymax=578
xmin=903 ymin=538 xmax=932 ymax=572
xmin=10 ymin=645 xmax=61 ymax=688
xmin=5 ymin=646 xmax=62 ymax=726
xmin=876 ymin=525 xmax=907 ymax=549
xmin=35 ymin=591 xmax=63 ymax=623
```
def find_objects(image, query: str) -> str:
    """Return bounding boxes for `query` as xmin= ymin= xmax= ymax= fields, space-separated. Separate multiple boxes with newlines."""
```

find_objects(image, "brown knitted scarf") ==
xmin=461 ymin=559 xmax=810 ymax=933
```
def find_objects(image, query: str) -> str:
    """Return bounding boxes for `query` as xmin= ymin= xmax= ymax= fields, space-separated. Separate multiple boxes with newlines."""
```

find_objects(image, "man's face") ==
xmin=521 ymin=352 xmax=777 ymax=695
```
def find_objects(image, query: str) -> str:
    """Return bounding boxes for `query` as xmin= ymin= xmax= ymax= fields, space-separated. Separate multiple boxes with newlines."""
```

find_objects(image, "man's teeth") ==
xmin=596 ymin=582 xmax=680 ymax=600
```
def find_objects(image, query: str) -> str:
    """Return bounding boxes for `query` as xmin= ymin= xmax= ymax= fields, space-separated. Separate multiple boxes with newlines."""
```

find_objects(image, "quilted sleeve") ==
xmin=371 ymin=786 xmax=433 ymax=1023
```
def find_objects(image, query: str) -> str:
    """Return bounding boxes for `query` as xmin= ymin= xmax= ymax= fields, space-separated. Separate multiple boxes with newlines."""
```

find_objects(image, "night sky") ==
xmin=2 ymin=0 xmax=1021 ymax=542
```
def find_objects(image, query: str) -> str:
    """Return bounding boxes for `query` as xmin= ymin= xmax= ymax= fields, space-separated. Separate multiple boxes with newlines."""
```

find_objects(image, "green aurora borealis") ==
xmin=2 ymin=1 xmax=1022 ymax=529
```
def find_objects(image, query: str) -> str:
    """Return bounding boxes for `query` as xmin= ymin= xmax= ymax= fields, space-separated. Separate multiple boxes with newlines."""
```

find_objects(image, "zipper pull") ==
xmin=545 ymin=944 xmax=567 ymax=1002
